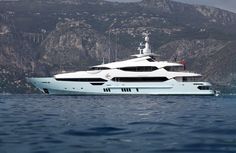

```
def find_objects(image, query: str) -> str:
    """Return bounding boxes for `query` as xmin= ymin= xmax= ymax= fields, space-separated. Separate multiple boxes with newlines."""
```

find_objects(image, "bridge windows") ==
xmin=118 ymin=66 xmax=158 ymax=72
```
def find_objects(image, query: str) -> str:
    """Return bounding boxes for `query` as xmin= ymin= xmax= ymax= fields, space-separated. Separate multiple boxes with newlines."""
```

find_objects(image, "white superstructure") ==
xmin=27 ymin=34 xmax=216 ymax=95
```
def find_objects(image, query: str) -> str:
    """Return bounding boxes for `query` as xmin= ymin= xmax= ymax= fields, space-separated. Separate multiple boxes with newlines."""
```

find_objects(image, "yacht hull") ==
xmin=27 ymin=77 xmax=216 ymax=96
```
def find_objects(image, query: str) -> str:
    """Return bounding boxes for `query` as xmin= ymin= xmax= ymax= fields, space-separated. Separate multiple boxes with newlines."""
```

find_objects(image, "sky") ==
xmin=106 ymin=0 xmax=236 ymax=13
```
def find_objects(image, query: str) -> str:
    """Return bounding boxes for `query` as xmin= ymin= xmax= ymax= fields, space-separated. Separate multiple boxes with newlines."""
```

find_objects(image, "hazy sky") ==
xmin=106 ymin=0 xmax=236 ymax=13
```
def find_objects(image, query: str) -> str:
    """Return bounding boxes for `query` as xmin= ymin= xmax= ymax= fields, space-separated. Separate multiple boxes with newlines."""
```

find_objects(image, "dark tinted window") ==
xmin=147 ymin=58 xmax=156 ymax=62
xmin=90 ymin=83 xmax=105 ymax=85
xmin=164 ymin=66 xmax=184 ymax=72
xmin=112 ymin=77 xmax=168 ymax=82
xmin=119 ymin=66 xmax=158 ymax=72
xmin=198 ymin=86 xmax=211 ymax=90
xmin=121 ymin=88 xmax=131 ymax=92
xmin=103 ymin=88 xmax=111 ymax=92
xmin=183 ymin=77 xmax=201 ymax=82
xmin=56 ymin=78 xmax=107 ymax=82
xmin=89 ymin=67 xmax=110 ymax=70
xmin=175 ymin=77 xmax=201 ymax=82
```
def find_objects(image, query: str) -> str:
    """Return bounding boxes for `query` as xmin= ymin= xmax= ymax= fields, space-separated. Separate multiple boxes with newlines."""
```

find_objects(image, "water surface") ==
xmin=0 ymin=95 xmax=236 ymax=153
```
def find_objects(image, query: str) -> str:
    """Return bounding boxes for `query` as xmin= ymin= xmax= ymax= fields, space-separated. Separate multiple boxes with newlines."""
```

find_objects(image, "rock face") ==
xmin=40 ymin=21 xmax=109 ymax=72
xmin=0 ymin=0 xmax=236 ymax=93
xmin=140 ymin=0 xmax=172 ymax=13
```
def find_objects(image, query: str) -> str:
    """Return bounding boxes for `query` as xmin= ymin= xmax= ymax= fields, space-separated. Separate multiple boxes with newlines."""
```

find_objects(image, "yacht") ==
xmin=27 ymin=34 xmax=217 ymax=96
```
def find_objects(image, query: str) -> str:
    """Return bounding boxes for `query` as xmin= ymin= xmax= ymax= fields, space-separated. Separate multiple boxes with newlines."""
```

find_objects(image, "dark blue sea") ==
xmin=0 ymin=95 xmax=236 ymax=153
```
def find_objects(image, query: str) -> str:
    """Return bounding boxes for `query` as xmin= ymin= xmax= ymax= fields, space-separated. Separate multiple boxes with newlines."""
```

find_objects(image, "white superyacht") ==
xmin=27 ymin=34 xmax=217 ymax=95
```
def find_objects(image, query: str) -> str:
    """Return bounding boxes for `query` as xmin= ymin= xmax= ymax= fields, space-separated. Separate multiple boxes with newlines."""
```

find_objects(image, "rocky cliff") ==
xmin=0 ymin=0 xmax=236 ymax=93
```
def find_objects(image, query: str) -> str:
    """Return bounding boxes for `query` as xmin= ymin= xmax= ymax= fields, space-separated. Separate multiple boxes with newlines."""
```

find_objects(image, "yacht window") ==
xmin=118 ymin=66 xmax=158 ymax=72
xmin=89 ymin=67 xmax=110 ymax=70
xmin=103 ymin=88 xmax=111 ymax=92
xmin=164 ymin=66 xmax=184 ymax=72
xmin=90 ymin=83 xmax=104 ymax=85
xmin=56 ymin=78 xmax=107 ymax=82
xmin=183 ymin=77 xmax=201 ymax=82
xmin=121 ymin=88 xmax=131 ymax=92
xmin=147 ymin=58 xmax=156 ymax=62
xmin=198 ymin=86 xmax=211 ymax=90
xmin=112 ymin=77 xmax=168 ymax=82
xmin=174 ymin=77 xmax=201 ymax=82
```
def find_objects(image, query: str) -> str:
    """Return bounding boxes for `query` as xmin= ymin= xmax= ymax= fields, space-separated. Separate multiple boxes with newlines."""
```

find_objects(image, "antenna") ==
xmin=108 ymin=30 xmax=111 ymax=63
xmin=115 ymin=31 xmax=118 ymax=61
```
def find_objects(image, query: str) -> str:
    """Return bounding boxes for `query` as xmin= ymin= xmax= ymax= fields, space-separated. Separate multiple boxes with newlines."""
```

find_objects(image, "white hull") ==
xmin=27 ymin=77 xmax=215 ymax=96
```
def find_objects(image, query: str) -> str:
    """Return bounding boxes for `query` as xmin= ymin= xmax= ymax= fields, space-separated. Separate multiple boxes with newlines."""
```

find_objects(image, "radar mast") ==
xmin=142 ymin=32 xmax=151 ymax=55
